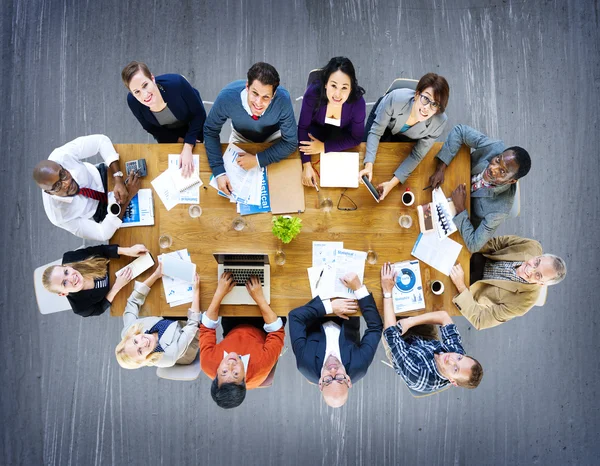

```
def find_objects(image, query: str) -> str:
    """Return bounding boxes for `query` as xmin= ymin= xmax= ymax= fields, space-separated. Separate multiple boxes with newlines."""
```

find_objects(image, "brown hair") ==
xmin=457 ymin=356 xmax=484 ymax=389
xmin=416 ymin=72 xmax=450 ymax=113
xmin=115 ymin=322 xmax=163 ymax=369
xmin=42 ymin=256 xmax=110 ymax=293
xmin=121 ymin=61 xmax=152 ymax=89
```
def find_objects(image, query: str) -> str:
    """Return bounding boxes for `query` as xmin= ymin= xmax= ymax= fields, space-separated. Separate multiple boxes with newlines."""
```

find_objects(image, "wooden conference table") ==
xmin=109 ymin=142 xmax=470 ymax=318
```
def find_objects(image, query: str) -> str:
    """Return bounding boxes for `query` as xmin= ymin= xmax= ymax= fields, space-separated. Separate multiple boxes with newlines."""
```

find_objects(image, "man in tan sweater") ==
xmin=449 ymin=236 xmax=567 ymax=330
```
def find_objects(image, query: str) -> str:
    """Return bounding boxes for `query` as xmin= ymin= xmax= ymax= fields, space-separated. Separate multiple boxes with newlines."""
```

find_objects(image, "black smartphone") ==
xmin=362 ymin=175 xmax=380 ymax=202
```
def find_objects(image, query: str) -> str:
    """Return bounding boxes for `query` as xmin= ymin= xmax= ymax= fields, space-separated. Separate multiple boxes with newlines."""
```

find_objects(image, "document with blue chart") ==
xmin=391 ymin=260 xmax=425 ymax=313
xmin=108 ymin=189 xmax=154 ymax=227
xmin=238 ymin=167 xmax=270 ymax=215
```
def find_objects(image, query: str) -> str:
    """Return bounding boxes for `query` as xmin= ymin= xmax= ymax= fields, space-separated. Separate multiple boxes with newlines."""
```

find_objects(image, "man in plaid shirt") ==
xmin=380 ymin=263 xmax=484 ymax=393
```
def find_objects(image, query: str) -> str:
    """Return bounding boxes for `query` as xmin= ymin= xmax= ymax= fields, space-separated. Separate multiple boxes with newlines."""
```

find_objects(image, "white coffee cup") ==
xmin=431 ymin=280 xmax=444 ymax=295
xmin=108 ymin=202 xmax=121 ymax=217
xmin=402 ymin=190 xmax=415 ymax=206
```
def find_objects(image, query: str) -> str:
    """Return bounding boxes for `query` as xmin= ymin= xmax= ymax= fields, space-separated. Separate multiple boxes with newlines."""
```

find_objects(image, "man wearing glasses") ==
xmin=289 ymin=272 xmax=382 ymax=408
xmin=33 ymin=134 xmax=140 ymax=241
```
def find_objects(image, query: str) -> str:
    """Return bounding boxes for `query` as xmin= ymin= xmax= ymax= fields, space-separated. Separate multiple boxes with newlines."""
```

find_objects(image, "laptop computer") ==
xmin=213 ymin=253 xmax=271 ymax=305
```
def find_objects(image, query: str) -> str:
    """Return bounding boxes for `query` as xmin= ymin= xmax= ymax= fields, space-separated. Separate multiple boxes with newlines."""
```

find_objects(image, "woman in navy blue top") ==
xmin=122 ymin=61 xmax=207 ymax=178
xmin=298 ymin=57 xmax=366 ymax=187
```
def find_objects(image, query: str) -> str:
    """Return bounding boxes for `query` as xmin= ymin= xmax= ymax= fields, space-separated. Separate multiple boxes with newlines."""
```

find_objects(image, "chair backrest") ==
xmin=156 ymin=353 xmax=201 ymax=381
xmin=306 ymin=69 xmax=322 ymax=90
xmin=534 ymin=285 xmax=548 ymax=307
xmin=385 ymin=78 xmax=418 ymax=95
xmin=34 ymin=258 xmax=72 ymax=315
xmin=508 ymin=181 xmax=521 ymax=218
xmin=257 ymin=362 xmax=278 ymax=388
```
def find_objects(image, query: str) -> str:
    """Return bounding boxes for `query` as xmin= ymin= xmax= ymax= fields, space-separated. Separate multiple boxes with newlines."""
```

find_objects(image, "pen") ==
xmin=315 ymin=268 xmax=324 ymax=288
xmin=314 ymin=182 xmax=320 ymax=192
xmin=423 ymin=185 xmax=432 ymax=191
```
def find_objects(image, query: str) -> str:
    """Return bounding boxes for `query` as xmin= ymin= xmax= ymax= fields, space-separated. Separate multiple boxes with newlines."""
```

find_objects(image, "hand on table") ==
xmin=237 ymin=151 xmax=258 ymax=170
xmin=301 ymin=163 xmax=318 ymax=187
xmin=451 ymin=184 xmax=467 ymax=213
xmin=358 ymin=163 xmax=373 ymax=183
xmin=428 ymin=162 xmax=447 ymax=190
xmin=124 ymin=171 xmax=141 ymax=200
xmin=331 ymin=299 xmax=359 ymax=320
xmin=299 ymin=134 xmax=324 ymax=155
xmin=151 ymin=261 xmax=163 ymax=279
xmin=179 ymin=146 xmax=194 ymax=178
xmin=376 ymin=178 xmax=399 ymax=201
xmin=450 ymin=264 xmax=467 ymax=293
xmin=113 ymin=177 xmax=129 ymax=204
xmin=217 ymin=175 xmax=233 ymax=196
xmin=340 ymin=272 xmax=361 ymax=291
xmin=380 ymin=262 xmax=397 ymax=294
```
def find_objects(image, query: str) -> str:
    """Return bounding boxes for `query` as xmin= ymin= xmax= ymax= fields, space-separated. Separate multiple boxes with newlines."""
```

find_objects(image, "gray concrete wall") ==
xmin=1 ymin=0 xmax=598 ymax=465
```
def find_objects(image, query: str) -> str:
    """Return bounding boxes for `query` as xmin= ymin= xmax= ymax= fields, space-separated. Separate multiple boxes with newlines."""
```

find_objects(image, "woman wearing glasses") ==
xmin=298 ymin=57 xmax=366 ymax=188
xmin=122 ymin=61 xmax=207 ymax=178
xmin=360 ymin=73 xmax=449 ymax=201
xmin=42 ymin=244 xmax=149 ymax=317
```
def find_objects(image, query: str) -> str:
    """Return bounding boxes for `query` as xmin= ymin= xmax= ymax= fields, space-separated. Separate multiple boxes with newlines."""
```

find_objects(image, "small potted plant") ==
xmin=271 ymin=215 xmax=302 ymax=265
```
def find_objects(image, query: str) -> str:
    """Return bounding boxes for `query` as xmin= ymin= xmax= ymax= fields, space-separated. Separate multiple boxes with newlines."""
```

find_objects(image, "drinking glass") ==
xmin=366 ymin=249 xmax=378 ymax=265
xmin=399 ymin=215 xmax=413 ymax=229
xmin=320 ymin=197 xmax=333 ymax=212
xmin=188 ymin=205 xmax=203 ymax=218
xmin=158 ymin=234 xmax=173 ymax=249
xmin=232 ymin=216 xmax=246 ymax=231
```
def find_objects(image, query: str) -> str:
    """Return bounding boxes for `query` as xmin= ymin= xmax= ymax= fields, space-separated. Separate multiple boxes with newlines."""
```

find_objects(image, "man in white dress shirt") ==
xmin=33 ymin=134 xmax=140 ymax=241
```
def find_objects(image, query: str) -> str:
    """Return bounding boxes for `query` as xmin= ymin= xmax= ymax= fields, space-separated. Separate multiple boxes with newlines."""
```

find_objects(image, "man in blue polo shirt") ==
xmin=203 ymin=62 xmax=298 ymax=195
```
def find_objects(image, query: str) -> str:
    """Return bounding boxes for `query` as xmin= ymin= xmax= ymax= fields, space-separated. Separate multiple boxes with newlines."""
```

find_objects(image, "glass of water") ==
xmin=319 ymin=197 xmax=333 ymax=212
xmin=188 ymin=205 xmax=202 ymax=218
xmin=158 ymin=234 xmax=173 ymax=249
xmin=399 ymin=214 xmax=413 ymax=229
xmin=232 ymin=216 xmax=246 ymax=231
xmin=366 ymin=249 xmax=378 ymax=265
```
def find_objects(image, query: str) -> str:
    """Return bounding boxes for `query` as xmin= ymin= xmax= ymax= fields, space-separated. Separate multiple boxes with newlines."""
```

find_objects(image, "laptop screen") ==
xmin=213 ymin=253 xmax=269 ymax=266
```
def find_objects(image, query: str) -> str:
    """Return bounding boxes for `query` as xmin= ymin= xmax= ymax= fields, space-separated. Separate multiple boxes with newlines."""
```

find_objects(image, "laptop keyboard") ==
xmin=224 ymin=268 xmax=265 ymax=285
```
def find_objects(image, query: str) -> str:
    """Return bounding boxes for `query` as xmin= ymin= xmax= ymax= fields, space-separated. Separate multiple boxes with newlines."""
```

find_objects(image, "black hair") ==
xmin=211 ymin=377 xmax=247 ymax=409
xmin=314 ymin=57 xmax=365 ymax=109
xmin=247 ymin=62 xmax=280 ymax=93
xmin=506 ymin=146 xmax=531 ymax=179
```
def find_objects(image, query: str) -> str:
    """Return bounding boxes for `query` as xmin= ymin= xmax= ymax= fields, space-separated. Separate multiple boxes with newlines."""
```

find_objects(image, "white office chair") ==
xmin=534 ymin=286 xmax=548 ymax=307
xmin=508 ymin=181 xmax=521 ymax=218
xmin=366 ymin=77 xmax=419 ymax=107
xmin=156 ymin=353 xmax=201 ymax=381
xmin=34 ymin=258 xmax=72 ymax=315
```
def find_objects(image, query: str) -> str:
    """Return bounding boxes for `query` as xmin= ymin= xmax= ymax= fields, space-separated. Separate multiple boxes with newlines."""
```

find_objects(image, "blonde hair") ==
xmin=42 ymin=256 xmax=110 ymax=293
xmin=115 ymin=322 xmax=163 ymax=369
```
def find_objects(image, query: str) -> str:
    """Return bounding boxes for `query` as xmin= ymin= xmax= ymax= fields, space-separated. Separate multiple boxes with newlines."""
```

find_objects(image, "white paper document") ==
xmin=319 ymin=152 xmax=359 ymax=188
xmin=411 ymin=232 xmax=463 ymax=276
xmin=391 ymin=260 xmax=425 ymax=313
xmin=108 ymin=189 xmax=154 ymax=227
xmin=332 ymin=248 xmax=367 ymax=298
xmin=167 ymin=154 xmax=202 ymax=204
xmin=312 ymin=241 xmax=344 ymax=267
xmin=158 ymin=249 xmax=194 ymax=307
xmin=151 ymin=170 xmax=180 ymax=211
xmin=307 ymin=264 xmax=336 ymax=299
xmin=115 ymin=253 xmax=155 ymax=280
xmin=432 ymin=187 xmax=458 ymax=239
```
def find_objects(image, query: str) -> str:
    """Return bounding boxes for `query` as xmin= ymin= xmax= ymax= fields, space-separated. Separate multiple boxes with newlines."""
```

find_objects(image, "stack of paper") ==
xmin=209 ymin=144 xmax=270 ymax=211
xmin=411 ymin=232 xmax=463 ymax=276
xmin=307 ymin=242 xmax=367 ymax=299
xmin=151 ymin=154 xmax=203 ymax=211
xmin=159 ymin=249 xmax=194 ymax=307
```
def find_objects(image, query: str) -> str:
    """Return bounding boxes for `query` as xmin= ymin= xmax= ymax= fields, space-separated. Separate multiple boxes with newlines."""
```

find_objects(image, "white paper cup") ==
xmin=431 ymin=280 xmax=444 ymax=295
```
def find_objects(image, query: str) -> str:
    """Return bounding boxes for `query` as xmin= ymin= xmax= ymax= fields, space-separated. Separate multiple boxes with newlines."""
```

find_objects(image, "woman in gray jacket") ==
xmin=115 ymin=262 xmax=201 ymax=369
xmin=360 ymin=72 xmax=449 ymax=201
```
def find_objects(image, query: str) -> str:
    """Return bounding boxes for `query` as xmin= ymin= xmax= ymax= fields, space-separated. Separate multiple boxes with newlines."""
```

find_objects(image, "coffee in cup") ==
xmin=108 ymin=203 xmax=121 ymax=216
xmin=402 ymin=189 xmax=415 ymax=206
xmin=431 ymin=280 xmax=444 ymax=295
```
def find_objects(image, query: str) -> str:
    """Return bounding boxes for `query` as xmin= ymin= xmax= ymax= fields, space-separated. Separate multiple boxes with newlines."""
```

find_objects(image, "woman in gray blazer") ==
xmin=360 ymin=73 xmax=449 ymax=201
xmin=115 ymin=262 xmax=201 ymax=369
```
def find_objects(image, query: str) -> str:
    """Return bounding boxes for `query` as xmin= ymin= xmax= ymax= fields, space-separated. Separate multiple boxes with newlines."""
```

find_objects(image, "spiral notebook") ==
xmin=169 ymin=166 xmax=202 ymax=192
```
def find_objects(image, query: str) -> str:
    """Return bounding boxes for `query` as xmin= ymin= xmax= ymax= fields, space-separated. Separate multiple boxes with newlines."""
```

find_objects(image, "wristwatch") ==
xmin=383 ymin=292 xmax=392 ymax=299
xmin=113 ymin=171 xmax=124 ymax=178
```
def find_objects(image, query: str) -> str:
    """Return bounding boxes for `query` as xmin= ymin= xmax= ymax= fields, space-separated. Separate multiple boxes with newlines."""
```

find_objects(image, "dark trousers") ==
xmin=470 ymin=253 xmax=487 ymax=285
xmin=222 ymin=316 xmax=287 ymax=337
xmin=363 ymin=96 xmax=416 ymax=143
xmin=92 ymin=163 xmax=109 ymax=223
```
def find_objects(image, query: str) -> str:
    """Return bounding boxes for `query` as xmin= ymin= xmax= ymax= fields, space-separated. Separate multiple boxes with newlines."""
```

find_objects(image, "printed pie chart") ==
xmin=395 ymin=268 xmax=416 ymax=292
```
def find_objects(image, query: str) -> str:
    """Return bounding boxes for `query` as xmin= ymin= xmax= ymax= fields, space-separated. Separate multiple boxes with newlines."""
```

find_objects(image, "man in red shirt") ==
xmin=200 ymin=273 xmax=285 ymax=409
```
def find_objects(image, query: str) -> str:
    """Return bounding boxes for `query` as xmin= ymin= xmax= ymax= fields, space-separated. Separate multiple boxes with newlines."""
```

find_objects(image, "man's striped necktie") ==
xmin=78 ymin=187 xmax=108 ymax=204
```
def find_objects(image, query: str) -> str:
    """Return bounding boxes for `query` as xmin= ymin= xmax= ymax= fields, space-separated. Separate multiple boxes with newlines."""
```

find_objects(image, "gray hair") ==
xmin=543 ymin=254 xmax=567 ymax=285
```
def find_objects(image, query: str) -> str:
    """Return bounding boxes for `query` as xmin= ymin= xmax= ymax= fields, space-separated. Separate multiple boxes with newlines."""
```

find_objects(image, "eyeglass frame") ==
xmin=418 ymin=93 xmax=440 ymax=110
xmin=47 ymin=166 xmax=71 ymax=193
xmin=337 ymin=188 xmax=357 ymax=211
xmin=319 ymin=373 xmax=351 ymax=387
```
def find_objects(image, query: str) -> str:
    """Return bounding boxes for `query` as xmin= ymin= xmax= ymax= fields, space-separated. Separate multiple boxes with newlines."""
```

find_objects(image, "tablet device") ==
xmin=362 ymin=175 xmax=380 ymax=202
xmin=116 ymin=253 xmax=155 ymax=279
